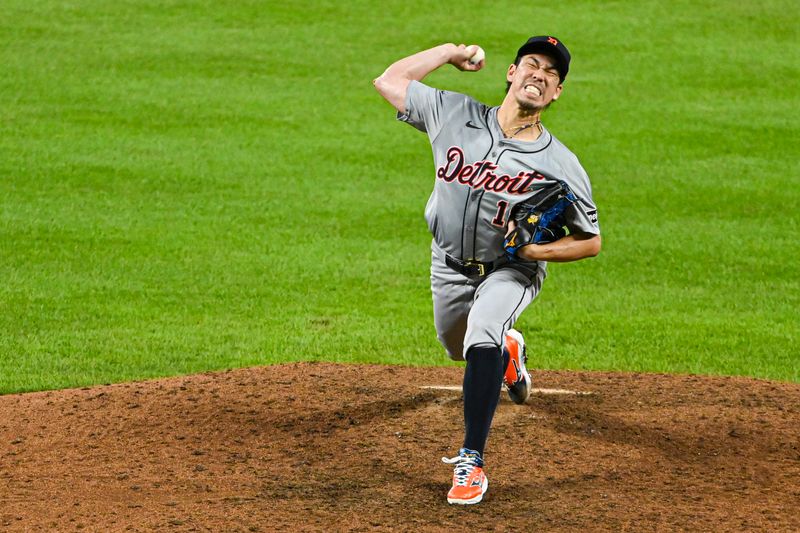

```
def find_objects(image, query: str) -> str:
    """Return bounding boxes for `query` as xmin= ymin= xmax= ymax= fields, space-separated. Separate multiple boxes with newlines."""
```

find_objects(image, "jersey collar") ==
xmin=489 ymin=107 xmax=552 ymax=150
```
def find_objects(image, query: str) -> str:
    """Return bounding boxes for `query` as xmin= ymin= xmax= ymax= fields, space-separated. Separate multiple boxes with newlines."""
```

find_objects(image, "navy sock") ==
xmin=462 ymin=344 xmax=504 ymax=456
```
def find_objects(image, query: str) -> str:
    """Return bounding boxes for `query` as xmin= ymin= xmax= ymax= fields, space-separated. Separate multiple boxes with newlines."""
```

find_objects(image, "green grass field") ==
xmin=2 ymin=0 xmax=798 ymax=393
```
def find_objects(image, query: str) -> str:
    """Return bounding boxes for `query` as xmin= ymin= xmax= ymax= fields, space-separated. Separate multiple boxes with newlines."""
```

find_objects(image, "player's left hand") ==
xmin=505 ymin=222 xmax=567 ymax=261
xmin=503 ymin=180 xmax=575 ymax=261
xmin=505 ymin=220 xmax=517 ymax=236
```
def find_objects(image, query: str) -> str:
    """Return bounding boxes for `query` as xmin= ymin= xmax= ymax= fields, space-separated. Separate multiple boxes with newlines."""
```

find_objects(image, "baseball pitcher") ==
xmin=374 ymin=36 xmax=601 ymax=505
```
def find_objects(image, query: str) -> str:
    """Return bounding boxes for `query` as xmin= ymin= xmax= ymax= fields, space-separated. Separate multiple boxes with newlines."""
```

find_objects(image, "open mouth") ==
xmin=524 ymin=84 xmax=542 ymax=97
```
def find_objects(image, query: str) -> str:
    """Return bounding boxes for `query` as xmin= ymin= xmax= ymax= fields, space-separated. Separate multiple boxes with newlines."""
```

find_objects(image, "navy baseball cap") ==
xmin=515 ymin=36 xmax=571 ymax=82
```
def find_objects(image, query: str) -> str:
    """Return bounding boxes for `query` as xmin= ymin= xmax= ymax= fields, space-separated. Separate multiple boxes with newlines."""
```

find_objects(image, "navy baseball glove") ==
xmin=503 ymin=180 xmax=577 ymax=261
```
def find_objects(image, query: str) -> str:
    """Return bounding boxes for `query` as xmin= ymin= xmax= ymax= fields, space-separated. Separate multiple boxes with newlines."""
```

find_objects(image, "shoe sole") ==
xmin=508 ymin=370 xmax=531 ymax=405
xmin=447 ymin=478 xmax=488 ymax=505
xmin=506 ymin=329 xmax=531 ymax=405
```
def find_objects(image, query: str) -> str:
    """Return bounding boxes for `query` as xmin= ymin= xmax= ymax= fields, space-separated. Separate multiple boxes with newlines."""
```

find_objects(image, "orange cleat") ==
xmin=504 ymin=328 xmax=531 ymax=404
xmin=442 ymin=448 xmax=488 ymax=505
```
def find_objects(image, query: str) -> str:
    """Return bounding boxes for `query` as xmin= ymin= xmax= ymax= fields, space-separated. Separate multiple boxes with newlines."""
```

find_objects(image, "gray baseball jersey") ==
xmin=399 ymin=80 xmax=600 ymax=271
xmin=397 ymin=80 xmax=600 ymax=360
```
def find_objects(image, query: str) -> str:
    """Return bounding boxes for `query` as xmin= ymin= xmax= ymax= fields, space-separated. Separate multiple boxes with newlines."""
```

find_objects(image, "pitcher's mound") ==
xmin=1 ymin=362 xmax=798 ymax=531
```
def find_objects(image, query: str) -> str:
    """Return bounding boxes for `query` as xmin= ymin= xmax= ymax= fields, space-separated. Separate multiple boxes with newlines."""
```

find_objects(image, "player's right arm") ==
xmin=373 ymin=44 xmax=484 ymax=113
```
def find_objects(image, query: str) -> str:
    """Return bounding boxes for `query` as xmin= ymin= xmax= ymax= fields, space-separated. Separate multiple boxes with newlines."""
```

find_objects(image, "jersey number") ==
xmin=491 ymin=200 xmax=509 ymax=227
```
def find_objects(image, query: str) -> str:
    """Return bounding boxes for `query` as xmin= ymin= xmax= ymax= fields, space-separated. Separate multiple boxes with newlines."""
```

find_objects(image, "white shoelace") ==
xmin=442 ymin=455 xmax=480 ymax=486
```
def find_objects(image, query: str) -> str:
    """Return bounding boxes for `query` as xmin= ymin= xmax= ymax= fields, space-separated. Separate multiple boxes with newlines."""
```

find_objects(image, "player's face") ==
xmin=507 ymin=53 xmax=563 ymax=110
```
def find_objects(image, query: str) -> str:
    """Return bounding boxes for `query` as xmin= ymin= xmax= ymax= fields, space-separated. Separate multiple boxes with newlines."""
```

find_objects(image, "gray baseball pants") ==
xmin=430 ymin=241 xmax=543 ymax=360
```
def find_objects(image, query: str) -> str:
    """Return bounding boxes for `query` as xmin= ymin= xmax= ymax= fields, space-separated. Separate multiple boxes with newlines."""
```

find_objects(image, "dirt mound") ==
xmin=1 ymin=363 xmax=799 ymax=532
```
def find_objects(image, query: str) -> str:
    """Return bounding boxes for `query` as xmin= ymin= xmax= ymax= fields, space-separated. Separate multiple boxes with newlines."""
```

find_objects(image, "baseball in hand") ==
xmin=467 ymin=45 xmax=485 ymax=65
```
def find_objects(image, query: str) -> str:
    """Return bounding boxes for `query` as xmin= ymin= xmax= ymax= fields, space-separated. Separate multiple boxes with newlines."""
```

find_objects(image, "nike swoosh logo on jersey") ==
xmin=465 ymin=121 xmax=482 ymax=129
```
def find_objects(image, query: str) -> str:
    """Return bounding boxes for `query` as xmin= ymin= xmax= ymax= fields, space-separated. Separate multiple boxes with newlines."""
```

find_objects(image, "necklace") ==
xmin=502 ymin=120 xmax=542 ymax=139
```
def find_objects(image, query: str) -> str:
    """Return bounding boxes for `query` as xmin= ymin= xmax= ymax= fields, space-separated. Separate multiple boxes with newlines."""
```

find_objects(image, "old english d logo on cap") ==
xmin=516 ymin=35 xmax=571 ymax=81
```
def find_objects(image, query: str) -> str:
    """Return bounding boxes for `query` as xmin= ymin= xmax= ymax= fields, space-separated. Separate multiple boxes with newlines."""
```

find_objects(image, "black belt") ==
xmin=445 ymin=255 xmax=497 ymax=277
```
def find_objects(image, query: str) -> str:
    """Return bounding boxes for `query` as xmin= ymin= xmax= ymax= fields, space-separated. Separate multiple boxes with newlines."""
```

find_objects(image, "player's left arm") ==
xmin=517 ymin=157 xmax=601 ymax=262
xmin=514 ymin=229 xmax=601 ymax=262
xmin=506 ymin=172 xmax=601 ymax=262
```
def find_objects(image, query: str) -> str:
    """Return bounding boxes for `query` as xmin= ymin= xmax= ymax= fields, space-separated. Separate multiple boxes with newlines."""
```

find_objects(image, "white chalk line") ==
xmin=420 ymin=385 xmax=593 ymax=396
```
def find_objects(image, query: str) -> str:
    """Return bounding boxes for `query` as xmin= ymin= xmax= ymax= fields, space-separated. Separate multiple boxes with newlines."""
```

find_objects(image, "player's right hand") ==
xmin=449 ymin=44 xmax=485 ymax=72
